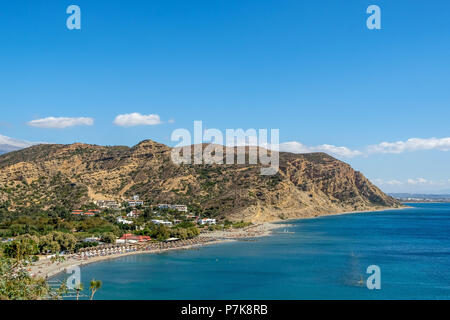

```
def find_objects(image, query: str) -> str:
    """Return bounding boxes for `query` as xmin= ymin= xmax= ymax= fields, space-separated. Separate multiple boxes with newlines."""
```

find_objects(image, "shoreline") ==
xmin=33 ymin=239 xmax=235 ymax=279
xmin=32 ymin=222 xmax=288 ymax=279
xmin=273 ymin=205 xmax=409 ymax=223
xmin=33 ymin=206 xmax=405 ymax=279
xmin=313 ymin=205 xmax=409 ymax=218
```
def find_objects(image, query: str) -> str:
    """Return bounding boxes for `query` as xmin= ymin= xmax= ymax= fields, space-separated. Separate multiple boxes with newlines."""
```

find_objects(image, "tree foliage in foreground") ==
xmin=0 ymin=257 xmax=49 ymax=300
xmin=0 ymin=241 xmax=66 ymax=300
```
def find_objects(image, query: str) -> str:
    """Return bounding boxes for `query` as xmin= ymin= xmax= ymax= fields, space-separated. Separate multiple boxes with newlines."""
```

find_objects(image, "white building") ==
xmin=172 ymin=205 xmax=188 ymax=212
xmin=127 ymin=210 xmax=140 ymax=218
xmin=128 ymin=199 xmax=144 ymax=207
xmin=117 ymin=217 xmax=133 ymax=225
xmin=198 ymin=218 xmax=216 ymax=225
xmin=157 ymin=204 xmax=188 ymax=212
xmin=96 ymin=200 xmax=120 ymax=210
xmin=151 ymin=219 xmax=173 ymax=226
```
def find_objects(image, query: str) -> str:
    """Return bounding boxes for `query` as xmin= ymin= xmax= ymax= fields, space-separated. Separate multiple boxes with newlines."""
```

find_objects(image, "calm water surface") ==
xmin=53 ymin=203 xmax=450 ymax=299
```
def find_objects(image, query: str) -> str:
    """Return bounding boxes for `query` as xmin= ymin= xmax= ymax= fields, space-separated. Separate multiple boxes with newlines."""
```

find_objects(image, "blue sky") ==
xmin=1 ymin=0 xmax=449 ymax=193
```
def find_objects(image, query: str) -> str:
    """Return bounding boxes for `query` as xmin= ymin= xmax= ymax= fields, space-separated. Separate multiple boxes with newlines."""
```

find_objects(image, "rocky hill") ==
xmin=0 ymin=140 xmax=401 ymax=222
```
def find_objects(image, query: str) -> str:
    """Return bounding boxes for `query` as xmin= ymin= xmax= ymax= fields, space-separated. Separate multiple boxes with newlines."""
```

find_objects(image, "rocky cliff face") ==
xmin=0 ymin=140 xmax=401 ymax=222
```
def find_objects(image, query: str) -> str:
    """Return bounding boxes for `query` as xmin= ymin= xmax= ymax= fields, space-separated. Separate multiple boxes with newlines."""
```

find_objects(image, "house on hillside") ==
xmin=151 ymin=219 xmax=173 ymax=226
xmin=96 ymin=200 xmax=120 ymax=210
xmin=117 ymin=217 xmax=133 ymax=225
xmin=71 ymin=210 xmax=98 ymax=216
xmin=198 ymin=218 xmax=216 ymax=225
xmin=157 ymin=204 xmax=188 ymax=212
xmin=127 ymin=195 xmax=144 ymax=207
xmin=127 ymin=210 xmax=140 ymax=218
xmin=83 ymin=236 xmax=100 ymax=243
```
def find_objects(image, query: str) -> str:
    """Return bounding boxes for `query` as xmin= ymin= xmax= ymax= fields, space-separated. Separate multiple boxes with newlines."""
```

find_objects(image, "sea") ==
xmin=52 ymin=203 xmax=450 ymax=299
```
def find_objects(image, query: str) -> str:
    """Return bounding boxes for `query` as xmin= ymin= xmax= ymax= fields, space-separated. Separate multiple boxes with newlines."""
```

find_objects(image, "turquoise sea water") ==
xmin=53 ymin=203 xmax=450 ymax=299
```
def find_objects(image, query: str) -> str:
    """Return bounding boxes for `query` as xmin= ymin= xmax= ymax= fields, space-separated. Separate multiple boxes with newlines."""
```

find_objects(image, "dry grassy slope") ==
xmin=0 ymin=140 xmax=401 ymax=222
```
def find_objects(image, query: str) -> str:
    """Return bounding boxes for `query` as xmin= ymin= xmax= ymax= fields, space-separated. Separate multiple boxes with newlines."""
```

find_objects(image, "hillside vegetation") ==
xmin=0 ymin=140 xmax=400 ymax=222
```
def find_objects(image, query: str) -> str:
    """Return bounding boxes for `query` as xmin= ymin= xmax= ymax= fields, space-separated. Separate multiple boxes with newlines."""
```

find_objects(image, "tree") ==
xmin=38 ymin=237 xmax=60 ymax=254
xmin=150 ymin=224 xmax=170 ymax=240
xmin=74 ymin=282 xmax=84 ymax=301
xmin=100 ymin=232 xmax=116 ymax=244
xmin=3 ymin=236 xmax=39 ymax=260
xmin=38 ymin=232 xmax=77 ymax=254
xmin=0 ymin=241 xmax=66 ymax=300
xmin=89 ymin=279 xmax=102 ymax=300
xmin=51 ymin=231 xmax=77 ymax=252
xmin=50 ymin=255 xmax=66 ymax=264
xmin=0 ymin=257 xmax=49 ymax=299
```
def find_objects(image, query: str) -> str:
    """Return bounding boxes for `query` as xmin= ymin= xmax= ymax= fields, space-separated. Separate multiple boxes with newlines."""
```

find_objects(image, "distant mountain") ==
xmin=0 ymin=140 xmax=402 ymax=222
xmin=0 ymin=134 xmax=37 ymax=155
xmin=0 ymin=144 xmax=23 ymax=155
xmin=390 ymin=193 xmax=450 ymax=202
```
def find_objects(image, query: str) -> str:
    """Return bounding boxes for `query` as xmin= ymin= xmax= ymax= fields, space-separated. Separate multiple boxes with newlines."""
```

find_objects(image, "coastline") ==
xmin=310 ymin=205 xmax=409 ymax=219
xmin=274 ymin=205 xmax=409 ymax=223
xmin=32 ymin=222 xmax=287 ymax=279
xmin=33 ymin=206 xmax=405 ymax=279
xmin=33 ymin=239 xmax=234 ymax=279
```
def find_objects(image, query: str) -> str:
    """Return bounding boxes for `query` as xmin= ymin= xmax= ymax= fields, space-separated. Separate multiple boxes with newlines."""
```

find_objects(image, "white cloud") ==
xmin=373 ymin=177 xmax=450 ymax=193
xmin=372 ymin=179 xmax=403 ymax=186
xmin=372 ymin=178 xmax=384 ymax=185
xmin=279 ymin=141 xmax=363 ymax=158
xmin=386 ymin=179 xmax=403 ymax=186
xmin=373 ymin=177 xmax=450 ymax=187
xmin=368 ymin=137 xmax=450 ymax=154
xmin=407 ymin=178 xmax=428 ymax=185
xmin=113 ymin=113 xmax=161 ymax=127
xmin=279 ymin=136 xmax=450 ymax=158
xmin=28 ymin=117 xmax=94 ymax=129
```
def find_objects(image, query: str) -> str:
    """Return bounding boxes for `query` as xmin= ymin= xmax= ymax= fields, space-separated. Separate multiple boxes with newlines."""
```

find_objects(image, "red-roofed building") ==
xmin=119 ymin=234 xmax=151 ymax=242
xmin=71 ymin=210 xmax=98 ymax=216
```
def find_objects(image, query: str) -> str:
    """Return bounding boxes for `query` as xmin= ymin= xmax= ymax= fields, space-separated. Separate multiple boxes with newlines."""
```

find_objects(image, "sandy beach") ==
xmin=30 ymin=222 xmax=289 ymax=279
